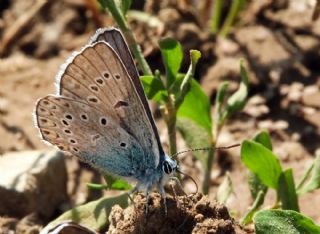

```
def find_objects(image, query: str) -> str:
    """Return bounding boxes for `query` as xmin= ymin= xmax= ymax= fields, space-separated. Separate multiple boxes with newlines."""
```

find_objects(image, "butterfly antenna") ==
xmin=176 ymin=168 xmax=198 ymax=194
xmin=172 ymin=143 xmax=240 ymax=160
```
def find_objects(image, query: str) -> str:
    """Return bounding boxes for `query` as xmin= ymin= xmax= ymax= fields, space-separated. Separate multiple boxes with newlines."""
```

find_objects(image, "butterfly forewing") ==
xmin=90 ymin=28 xmax=164 ymax=157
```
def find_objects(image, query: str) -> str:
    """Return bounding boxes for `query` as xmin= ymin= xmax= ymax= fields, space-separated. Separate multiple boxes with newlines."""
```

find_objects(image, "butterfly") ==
xmin=34 ymin=27 xmax=178 ymax=213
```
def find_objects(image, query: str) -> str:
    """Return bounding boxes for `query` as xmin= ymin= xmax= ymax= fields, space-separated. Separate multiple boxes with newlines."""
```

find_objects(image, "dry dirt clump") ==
xmin=108 ymin=193 xmax=247 ymax=234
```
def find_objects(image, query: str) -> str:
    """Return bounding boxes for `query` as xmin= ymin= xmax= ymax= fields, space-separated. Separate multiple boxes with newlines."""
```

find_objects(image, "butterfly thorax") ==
xmin=131 ymin=154 xmax=177 ymax=193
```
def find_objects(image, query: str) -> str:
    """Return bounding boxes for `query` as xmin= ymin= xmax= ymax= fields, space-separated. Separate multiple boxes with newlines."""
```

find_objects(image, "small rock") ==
xmin=0 ymin=97 xmax=9 ymax=114
xmin=201 ymin=57 xmax=242 ymax=97
xmin=244 ymin=95 xmax=269 ymax=117
xmin=216 ymin=37 xmax=240 ymax=57
xmin=302 ymin=86 xmax=320 ymax=108
xmin=274 ymin=141 xmax=310 ymax=161
xmin=258 ymin=120 xmax=289 ymax=131
xmin=0 ymin=150 xmax=68 ymax=219
xmin=235 ymin=26 xmax=291 ymax=68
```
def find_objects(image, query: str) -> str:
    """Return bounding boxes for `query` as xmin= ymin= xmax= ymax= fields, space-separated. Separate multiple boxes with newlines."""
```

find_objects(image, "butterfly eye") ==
xmin=162 ymin=161 xmax=173 ymax=174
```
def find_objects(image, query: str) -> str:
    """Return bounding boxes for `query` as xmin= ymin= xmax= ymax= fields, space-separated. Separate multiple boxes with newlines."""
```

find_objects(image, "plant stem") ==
xmin=202 ymin=100 xmax=224 ymax=194
xmin=104 ymin=0 xmax=152 ymax=75
xmin=296 ymin=162 xmax=314 ymax=191
xmin=241 ymin=190 xmax=266 ymax=225
xmin=210 ymin=0 xmax=223 ymax=34
xmin=220 ymin=0 xmax=244 ymax=37
xmin=203 ymin=147 xmax=214 ymax=194
xmin=166 ymin=94 xmax=177 ymax=156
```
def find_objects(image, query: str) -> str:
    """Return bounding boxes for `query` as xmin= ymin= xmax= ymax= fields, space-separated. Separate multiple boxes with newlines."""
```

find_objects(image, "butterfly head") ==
xmin=162 ymin=155 xmax=178 ymax=176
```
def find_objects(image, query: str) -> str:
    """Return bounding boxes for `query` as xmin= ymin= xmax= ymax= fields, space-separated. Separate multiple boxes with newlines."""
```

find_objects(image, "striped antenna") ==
xmin=172 ymin=143 xmax=240 ymax=160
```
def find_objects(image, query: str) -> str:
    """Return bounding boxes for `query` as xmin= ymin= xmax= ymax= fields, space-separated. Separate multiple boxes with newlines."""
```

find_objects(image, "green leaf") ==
xmin=241 ymin=140 xmax=282 ymax=189
xmin=159 ymin=38 xmax=183 ymax=87
xmin=222 ymin=59 xmax=249 ymax=120
xmin=241 ymin=190 xmax=266 ymax=225
xmin=278 ymin=168 xmax=299 ymax=211
xmin=214 ymin=81 xmax=229 ymax=124
xmin=140 ymin=75 xmax=167 ymax=102
xmin=44 ymin=194 xmax=129 ymax=231
xmin=253 ymin=131 xmax=272 ymax=151
xmin=254 ymin=210 xmax=320 ymax=234
xmin=297 ymin=153 xmax=320 ymax=195
xmin=175 ymin=50 xmax=202 ymax=109
xmin=177 ymin=118 xmax=211 ymax=169
xmin=177 ymin=80 xmax=212 ymax=133
xmin=177 ymin=79 xmax=212 ymax=169
xmin=190 ymin=50 xmax=201 ymax=65
xmin=241 ymin=131 xmax=271 ymax=224
xmin=247 ymin=131 xmax=271 ymax=199
xmin=247 ymin=172 xmax=268 ymax=201
xmin=216 ymin=172 xmax=233 ymax=204
xmin=103 ymin=174 xmax=132 ymax=190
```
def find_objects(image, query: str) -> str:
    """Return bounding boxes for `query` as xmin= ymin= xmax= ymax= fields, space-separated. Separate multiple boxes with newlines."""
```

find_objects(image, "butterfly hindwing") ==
xmin=35 ymin=95 xmax=147 ymax=177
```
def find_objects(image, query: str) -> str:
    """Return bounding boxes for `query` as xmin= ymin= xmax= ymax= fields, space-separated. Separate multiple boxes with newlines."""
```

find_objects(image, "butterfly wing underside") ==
xmin=90 ymin=28 xmax=164 ymax=157
xmin=35 ymin=40 xmax=160 ymax=177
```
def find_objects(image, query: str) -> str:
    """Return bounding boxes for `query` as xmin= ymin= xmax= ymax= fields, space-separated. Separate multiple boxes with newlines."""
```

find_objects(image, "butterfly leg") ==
xmin=159 ymin=185 xmax=168 ymax=216
xmin=127 ymin=186 xmax=139 ymax=213
xmin=170 ymin=183 xmax=179 ymax=208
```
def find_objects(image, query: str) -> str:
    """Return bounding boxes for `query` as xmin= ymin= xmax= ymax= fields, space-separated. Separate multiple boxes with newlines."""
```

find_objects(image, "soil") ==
xmin=0 ymin=0 xmax=320 ymax=233
xmin=108 ymin=193 xmax=247 ymax=234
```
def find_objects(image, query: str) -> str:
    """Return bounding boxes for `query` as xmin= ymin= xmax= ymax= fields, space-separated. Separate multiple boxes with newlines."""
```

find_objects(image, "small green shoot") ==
xmin=178 ymin=59 xmax=249 ymax=194
xmin=210 ymin=0 xmax=247 ymax=36
xmin=296 ymin=152 xmax=320 ymax=195
xmin=216 ymin=172 xmax=233 ymax=204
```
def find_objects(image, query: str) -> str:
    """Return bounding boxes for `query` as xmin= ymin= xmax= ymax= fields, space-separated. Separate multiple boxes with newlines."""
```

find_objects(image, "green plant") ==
xmin=198 ymin=0 xmax=247 ymax=37
xmin=240 ymin=130 xmax=320 ymax=231
xmin=177 ymin=60 xmax=249 ymax=194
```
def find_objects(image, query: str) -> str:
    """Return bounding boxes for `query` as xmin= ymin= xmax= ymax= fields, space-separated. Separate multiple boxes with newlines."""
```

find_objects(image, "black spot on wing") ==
xmin=114 ymin=100 xmax=129 ymax=109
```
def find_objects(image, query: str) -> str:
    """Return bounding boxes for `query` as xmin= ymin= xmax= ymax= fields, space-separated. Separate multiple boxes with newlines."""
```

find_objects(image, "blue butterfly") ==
xmin=34 ymin=28 xmax=179 ymax=213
